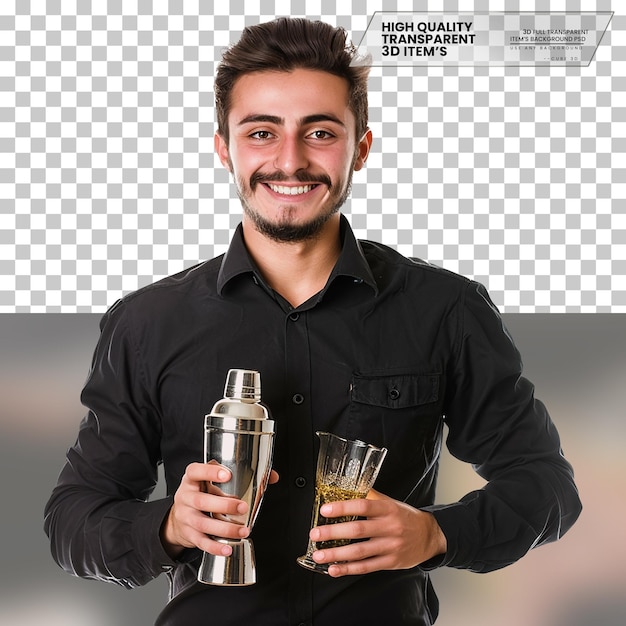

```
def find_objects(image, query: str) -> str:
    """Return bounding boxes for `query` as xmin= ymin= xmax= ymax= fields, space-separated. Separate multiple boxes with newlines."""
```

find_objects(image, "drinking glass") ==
xmin=297 ymin=431 xmax=387 ymax=574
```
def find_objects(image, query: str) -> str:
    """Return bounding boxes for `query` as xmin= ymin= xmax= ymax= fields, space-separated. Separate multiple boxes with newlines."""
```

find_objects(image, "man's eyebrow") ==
xmin=301 ymin=114 xmax=346 ymax=127
xmin=237 ymin=114 xmax=283 ymax=126
xmin=237 ymin=113 xmax=346 ymax=127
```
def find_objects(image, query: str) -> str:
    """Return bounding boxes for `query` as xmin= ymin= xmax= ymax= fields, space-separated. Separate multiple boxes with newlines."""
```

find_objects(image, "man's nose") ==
xmin=273 ymin=136 xmax=309 ymax=175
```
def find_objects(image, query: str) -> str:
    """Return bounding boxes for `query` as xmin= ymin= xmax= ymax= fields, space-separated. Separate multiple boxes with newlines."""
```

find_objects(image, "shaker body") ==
xmin=204 ymin=410 xmax=274 ymax=528
xmin=198 ymin=370 xmax=275 ymax=586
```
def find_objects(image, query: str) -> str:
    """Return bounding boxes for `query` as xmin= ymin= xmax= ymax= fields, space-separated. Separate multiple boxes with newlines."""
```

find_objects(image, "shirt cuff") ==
xmin=131 ymin=495 xmax=179 ymax=574
xmin=419 ymin=501 xmax=481 ymax=570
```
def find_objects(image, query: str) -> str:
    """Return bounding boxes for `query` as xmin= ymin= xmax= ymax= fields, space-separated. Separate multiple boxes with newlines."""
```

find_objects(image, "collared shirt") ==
xmin=45 ymin=215 xmax=581 ymax=625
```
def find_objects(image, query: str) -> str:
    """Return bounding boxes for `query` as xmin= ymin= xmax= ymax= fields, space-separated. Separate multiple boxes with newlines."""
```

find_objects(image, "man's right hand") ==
xmin=160 ymin=462 xmax=278 ymax=559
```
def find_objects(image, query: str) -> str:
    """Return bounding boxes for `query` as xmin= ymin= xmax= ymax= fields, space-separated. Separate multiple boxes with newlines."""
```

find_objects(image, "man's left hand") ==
xmin=309 ymin=489 xmax=447 ymax=577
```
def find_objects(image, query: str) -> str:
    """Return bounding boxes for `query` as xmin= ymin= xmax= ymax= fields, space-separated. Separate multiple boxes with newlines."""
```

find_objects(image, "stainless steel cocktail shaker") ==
xmin=197 ymin=369 xmax=275 ymax=586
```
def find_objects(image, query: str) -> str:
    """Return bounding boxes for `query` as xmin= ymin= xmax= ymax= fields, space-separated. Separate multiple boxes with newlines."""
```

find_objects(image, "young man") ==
xmin=45 ymin=18 xmax=581 ymax=625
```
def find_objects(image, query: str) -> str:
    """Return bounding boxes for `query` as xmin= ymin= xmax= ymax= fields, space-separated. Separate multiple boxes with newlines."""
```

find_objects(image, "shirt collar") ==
xmin=217 ymin=214 xmax=378 ymax=297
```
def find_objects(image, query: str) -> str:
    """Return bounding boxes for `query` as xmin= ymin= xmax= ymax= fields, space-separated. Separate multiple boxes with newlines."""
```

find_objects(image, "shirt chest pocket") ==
xmin=351 ymin=372 xmax=439 ymax=410
xmin=348 ymin=372 xmax=443 ymax=473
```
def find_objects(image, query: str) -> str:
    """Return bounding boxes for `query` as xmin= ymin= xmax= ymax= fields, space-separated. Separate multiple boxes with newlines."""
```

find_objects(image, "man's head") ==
xmin=213 ymin=18 xmax=372 ymax=244
xmin=215 ymin=17 xmax=370 ymax=145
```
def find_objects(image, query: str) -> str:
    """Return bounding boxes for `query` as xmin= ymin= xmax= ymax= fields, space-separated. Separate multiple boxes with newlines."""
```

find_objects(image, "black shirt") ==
xmin=44 ymin=215 xmax=581 ymax=625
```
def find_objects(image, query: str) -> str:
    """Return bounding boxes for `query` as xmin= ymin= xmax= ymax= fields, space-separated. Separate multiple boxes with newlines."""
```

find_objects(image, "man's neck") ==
xmin=241 ymin=214 xmax=342 ymax=308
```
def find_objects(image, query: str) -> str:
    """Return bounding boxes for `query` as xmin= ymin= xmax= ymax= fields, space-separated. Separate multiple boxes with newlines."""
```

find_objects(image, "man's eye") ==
xmin=310 ymin=130 xmax=333 ymax=139
xmin=250 ymin=130 xmax=272 ymax=140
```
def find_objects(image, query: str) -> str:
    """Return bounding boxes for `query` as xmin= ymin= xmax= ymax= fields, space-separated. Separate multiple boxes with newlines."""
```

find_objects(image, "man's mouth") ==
xmin=265 ymin=183 xmax=318 ymax=196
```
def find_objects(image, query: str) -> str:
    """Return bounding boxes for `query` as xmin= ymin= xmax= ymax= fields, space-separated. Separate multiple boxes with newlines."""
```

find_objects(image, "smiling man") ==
xmin=45 ymin=17 xmax=581 ymax=626
xmin=221 ymin=69 xmax=366 ymax=243
xmin=213 ymin=66 xmax=372 ymax=307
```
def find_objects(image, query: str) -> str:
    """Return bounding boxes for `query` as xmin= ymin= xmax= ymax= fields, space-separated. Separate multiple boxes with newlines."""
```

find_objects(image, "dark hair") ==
xmin=215 ymin=17 xmax=370 ymax=143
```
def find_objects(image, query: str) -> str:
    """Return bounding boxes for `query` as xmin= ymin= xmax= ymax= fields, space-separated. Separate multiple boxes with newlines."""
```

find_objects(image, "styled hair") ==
xmin=214 ymin=17 xmax=370 ymax=143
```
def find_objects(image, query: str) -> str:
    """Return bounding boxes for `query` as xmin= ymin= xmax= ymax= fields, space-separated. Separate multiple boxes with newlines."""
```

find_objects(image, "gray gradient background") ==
xmin=1 ymin=313 xmax=624 ymax=625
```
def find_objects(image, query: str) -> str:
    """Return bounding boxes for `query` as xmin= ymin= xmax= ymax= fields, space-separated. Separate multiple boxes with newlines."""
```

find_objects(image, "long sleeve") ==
xmin=423 ymin=281 xmax=582 ymax=573
xmin=43 ymin=300 xmax=177 ymax=588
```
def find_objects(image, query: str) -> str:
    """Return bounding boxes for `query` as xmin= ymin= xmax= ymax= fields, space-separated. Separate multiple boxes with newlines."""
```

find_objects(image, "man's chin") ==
xmin=251 ymin=220 xmax=328 ymax=243
xmin=245 ymin=208 xmax=339 ymax=244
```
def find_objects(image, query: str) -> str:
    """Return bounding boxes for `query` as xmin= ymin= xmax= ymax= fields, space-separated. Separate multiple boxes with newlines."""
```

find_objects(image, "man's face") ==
xmin=215 ymin=68 xmax=371 ymax=243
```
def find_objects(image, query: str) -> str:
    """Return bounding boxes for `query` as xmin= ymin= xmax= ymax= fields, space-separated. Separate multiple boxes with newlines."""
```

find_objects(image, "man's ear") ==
xmin=214 ymin=132 xmax=231 ymax=171
xmin=353 ymin=128 xmax=373 ymax=172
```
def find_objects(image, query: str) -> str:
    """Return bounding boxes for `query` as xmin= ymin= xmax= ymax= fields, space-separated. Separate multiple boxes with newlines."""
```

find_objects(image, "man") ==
xmin=44 ymin=17 xmax=581 ymax=625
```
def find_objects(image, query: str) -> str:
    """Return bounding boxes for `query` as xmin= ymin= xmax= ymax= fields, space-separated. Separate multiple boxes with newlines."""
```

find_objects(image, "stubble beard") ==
xmin=231 ymin=161 xmax=355 ymax=244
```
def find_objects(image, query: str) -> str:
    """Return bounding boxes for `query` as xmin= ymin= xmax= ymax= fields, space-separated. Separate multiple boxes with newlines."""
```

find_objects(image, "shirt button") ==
xmin=389 ymin=387 xmax=401 ymax=400
xmin=289 ymin=312 xmax=300 ymax=321
xmin=295 ymin=476 xmax=307 ymax=488
xmin=292 ymin=393 xmax=305 ymax=405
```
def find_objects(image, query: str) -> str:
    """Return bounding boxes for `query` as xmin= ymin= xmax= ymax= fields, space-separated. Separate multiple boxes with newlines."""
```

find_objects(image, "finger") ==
xmin=366 ymin=488 xmax=390 ymax=501
xmin=268 ymin=469 xmax=280 ymax=484
xmin=190 ymin=529 xmax=242 ymax=557
xmin=310 ymin=517 xmax=375 ymax=544
xmin=182 ymin=489 xmax=249 ymax=517
xmin=326 ymin=554 xmax=391 ymax=578
xmin=318 ymin=497 xmax=386 ymax=520
xmin=191 ymin=511 xmax=250 ymax=541
xmin=184 ymin=461 xmax=232 ymax=484
xmin=312 ymin=537 xmax=391 ymax=575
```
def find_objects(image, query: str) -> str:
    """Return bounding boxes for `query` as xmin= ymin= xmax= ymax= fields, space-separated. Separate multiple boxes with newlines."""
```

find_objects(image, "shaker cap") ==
xmin=224 ymin=369 xmax=261 ymax=402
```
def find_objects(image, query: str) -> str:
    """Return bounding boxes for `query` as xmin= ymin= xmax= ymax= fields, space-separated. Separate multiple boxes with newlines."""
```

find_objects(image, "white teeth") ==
xmin=268 ymin=184 xmax=314 ymax=195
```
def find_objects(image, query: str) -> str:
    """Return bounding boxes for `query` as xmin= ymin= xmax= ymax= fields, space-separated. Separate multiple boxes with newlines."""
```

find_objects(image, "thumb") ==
xmin=365 ymin=488 xmax=390 ymax=501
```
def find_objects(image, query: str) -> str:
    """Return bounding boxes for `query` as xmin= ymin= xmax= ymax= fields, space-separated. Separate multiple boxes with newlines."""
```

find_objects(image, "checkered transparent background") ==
xmin=1 ymin=0 xmax=624 ymax=312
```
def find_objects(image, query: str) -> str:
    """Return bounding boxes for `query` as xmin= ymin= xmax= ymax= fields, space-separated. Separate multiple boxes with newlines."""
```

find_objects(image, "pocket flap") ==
xmin=351 ymin=373 xmax=439 ymax=409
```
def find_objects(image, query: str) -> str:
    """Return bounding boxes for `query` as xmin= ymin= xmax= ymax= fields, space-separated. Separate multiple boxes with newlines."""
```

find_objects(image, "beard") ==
xmin=231 ymin=162 xmax=355 ymax=244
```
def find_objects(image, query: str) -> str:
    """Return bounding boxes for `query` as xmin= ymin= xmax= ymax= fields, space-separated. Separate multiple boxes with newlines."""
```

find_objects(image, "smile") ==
xmin=266 ymin=183 xmax=318 ymax=196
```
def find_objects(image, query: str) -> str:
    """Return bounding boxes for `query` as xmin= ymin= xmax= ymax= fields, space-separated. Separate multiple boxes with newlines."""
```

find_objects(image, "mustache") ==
xmin=250 ymin=171 xmax=332 ymax=189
